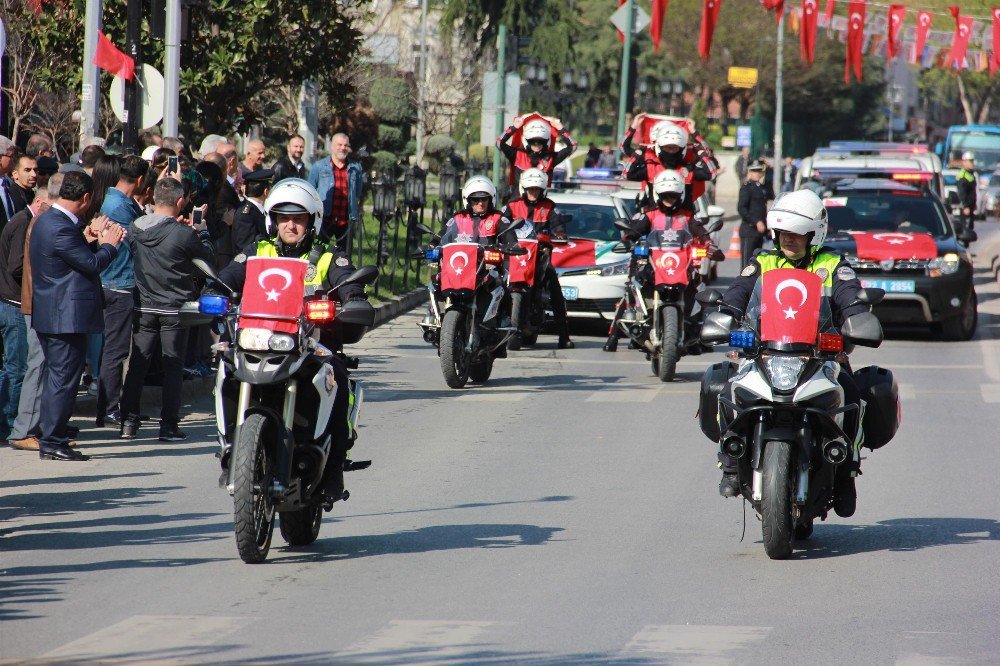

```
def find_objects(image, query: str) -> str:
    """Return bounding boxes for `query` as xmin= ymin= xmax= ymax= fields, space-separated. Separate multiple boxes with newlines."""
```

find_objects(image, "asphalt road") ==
xmin=2 ymin=216 xmax=999 ymax=665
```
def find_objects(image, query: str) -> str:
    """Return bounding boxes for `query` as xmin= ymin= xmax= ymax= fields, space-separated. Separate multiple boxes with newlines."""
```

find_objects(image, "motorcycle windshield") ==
xmin=440 ymin=243 xmax=480 ymax=291
xmin=745 ymin=268 xmax=834 ymax=347
xmin=238 ymin=256 xmax=308 ymax=334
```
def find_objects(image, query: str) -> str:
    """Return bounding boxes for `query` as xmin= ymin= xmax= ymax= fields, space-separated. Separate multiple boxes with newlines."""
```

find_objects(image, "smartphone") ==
xmin=167 ymin=155 xmax=179 ymax=172
xmin=192 ymin=208 xmax=203 ymax=227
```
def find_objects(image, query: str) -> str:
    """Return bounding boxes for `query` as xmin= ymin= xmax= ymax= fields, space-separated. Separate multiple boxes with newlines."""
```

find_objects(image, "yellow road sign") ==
xmin=728 ymin=67 xmax=758 ymax=89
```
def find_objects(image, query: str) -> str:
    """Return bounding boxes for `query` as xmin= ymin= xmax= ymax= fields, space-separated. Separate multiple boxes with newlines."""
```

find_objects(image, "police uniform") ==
xmin=232 ymin=169 xmax=272 ymax=251
xmin=956 ymin=166 xmax=978 ymax=230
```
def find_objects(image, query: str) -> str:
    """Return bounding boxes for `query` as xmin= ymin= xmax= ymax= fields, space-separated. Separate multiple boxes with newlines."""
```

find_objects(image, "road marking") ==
xmin=338 ymin=620 xmax=500 ymax=663
xmin=42 ymin=615 xmax=249 ymax=663
xmin=455 ymin=392 xmax=530 ymax=402
xmin=621 ymin=624 xmax=771 ymax=662
xmin=980 ymin=384 xmax=1000 ymax=403
xmin=895 ymin=655 xmax=966 ymax=665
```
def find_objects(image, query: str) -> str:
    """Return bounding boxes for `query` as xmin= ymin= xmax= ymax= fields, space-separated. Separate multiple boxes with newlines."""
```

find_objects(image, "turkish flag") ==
xmin=506 ymin=111 xmax=559 ymax=186
xmin=761 ymin=0 xmax=784 ymax=25
xmin=845 ymin=1 xmax=866 ymax=84
xmin=698 ymin=0 xmax=723 ymax=61
xmin=760 ymin=268 xmax=823 ymax=345
xmin=824 ymin=0 xmax=836 ymax=24
xmin=94 ymin=31 xmax=135 ymax=81
xmin=992 ymin=7 xmax=1000 ymax=74
xmin=651 ymin=247 xmax=690 ymax=286
xmin=508 ymin=239 xmax=538 ymax=286
xmin=913 ymin=11 xmax=932 ymax=64
xmin=848 ymin=232 xmax=939 ymax=262
xmin=886 ymin=4 xmax=906 ymax=60
xmin=651 ymin=0 xmax=670 ymax=52
xmin=550 ymin=239 xmax=597 ymax=268
xmin=947 ymin=8 xmax=974 ymax=69
xmin=238 ymin=257 xmax=308 ymax=335
xmin=635 ymin=114 xmax=695 ymax=146
xmin=440 ymin=243 xmax=479 ymax=292
xmin=801 ymin=0 xmax=819 ymax=65
xmin=616 ymin=0 xmax=626 ymax=42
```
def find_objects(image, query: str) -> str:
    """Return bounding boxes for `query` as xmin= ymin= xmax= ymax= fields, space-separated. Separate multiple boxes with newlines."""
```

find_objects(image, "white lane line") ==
xmin=42 ymin=615 xmax=250 ymax=663
xmin=338 ymin=620 xmax=499 ymax=663
xmin=621 ymin=624 xmax=771 ymax=663
xmin=455 ymin=392 xmax=530 ymax=402
xmin=980 ymin=384 xmax=1000 ymax=403
xmin=895 ymin=655 xmax=965 ymax=665
xmin=980 ymin=339 xmax=1000 ymax=382
xmin=586 ymin=388 xmax=661 ymax=403
xmin=898 ymin=383 xmax=916 ymax=402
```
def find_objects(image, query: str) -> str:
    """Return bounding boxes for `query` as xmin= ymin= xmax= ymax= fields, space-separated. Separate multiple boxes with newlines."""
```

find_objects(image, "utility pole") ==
xmin=491 ymin=23 xmax=507 ymax=189
xmin=80 ymin=0 xmax=102 ymax=144
xmin=415 ymin=0 xmax=429 ymax=164
xmin=772 ymin=7 xmax=784 ymax=196
xmin=615 ymin=0 xmax=635 ymax=156
xmin=122 ymin=0 xmax=142 ymax=152
xmin=163 ymin=0 xmax=180 ymax=137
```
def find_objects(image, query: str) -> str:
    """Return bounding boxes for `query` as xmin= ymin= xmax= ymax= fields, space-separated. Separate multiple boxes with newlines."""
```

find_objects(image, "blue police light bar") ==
xmin=199 ymin=295 xmax=230 ymax=315
xmin=576 ymin=168 xmax=616 ymax=180
xmin=425 ymin=247 xmax=441 ymax=261
xmin=729 ymin=331 xmax=756 ymax=348
xmin=633 ymin=245 xmax=650 ymax=257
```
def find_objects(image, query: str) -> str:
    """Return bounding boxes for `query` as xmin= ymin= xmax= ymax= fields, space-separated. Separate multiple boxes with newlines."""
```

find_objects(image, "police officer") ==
xmin=956 ymin=151 xmax=978 ymax=231
xmin=719 ymin=189 xmax=867 ymax=516
xmin=501 ymin=168 xmax=574 ymax=349
xmin=497 ymin=116 xmax=577 ymax=185
xmin=620 ymin=116 xmax=716 ymax=204
xmin=736 ymin=159 xmax=773 ymax=269
xmin=218 ymin=178 xmax=367 ymax=498
xmin=232 ymin=168 xmax=272 ymax=251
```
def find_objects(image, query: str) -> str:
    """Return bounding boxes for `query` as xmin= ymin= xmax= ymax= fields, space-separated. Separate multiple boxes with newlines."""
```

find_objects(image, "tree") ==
xmin=919 ymin=69 xmax=1000 ymax=125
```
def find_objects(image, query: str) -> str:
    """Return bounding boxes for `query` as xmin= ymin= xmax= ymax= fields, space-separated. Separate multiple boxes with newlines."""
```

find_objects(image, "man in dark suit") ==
xmin=30 ymin=171 xmax=125 ymax=461
xmin=232 ymin=168 xmax=271 ymax=251
xmin=208 ymin=147 xmax=242 ymax=267
xmin=270 ymin=134 xmax=307 ymax=184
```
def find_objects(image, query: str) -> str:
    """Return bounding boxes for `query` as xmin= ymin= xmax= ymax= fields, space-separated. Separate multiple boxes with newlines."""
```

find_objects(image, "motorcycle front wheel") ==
xmin=440 ymin=309 xmax=471 ymax=388
xmin=232 ymin=413 xmax=276 ymax=563
xmin=761 ymin=440 xmax=795 ymax=559
xmin=657 ymin=307 xmax=680 ymax=382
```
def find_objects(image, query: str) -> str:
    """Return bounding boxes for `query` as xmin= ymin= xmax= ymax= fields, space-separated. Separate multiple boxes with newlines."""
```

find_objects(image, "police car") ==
xmin=821 ymin=179 xmax=977 ymax=340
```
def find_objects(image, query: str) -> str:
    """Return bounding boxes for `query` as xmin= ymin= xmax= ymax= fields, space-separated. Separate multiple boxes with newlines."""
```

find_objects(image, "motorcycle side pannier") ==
xmin=699 ymin=361 xmax=735 ymax=442
xmin=853 ymin=365 xmax=900 ymax=450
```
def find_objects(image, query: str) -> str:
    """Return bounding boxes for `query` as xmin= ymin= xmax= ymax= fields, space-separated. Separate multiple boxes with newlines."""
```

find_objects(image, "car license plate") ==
xmin=861 ymin=279 xmax=916 ymax=293
xmin=562 ymin=286 xmax=579 ymax=301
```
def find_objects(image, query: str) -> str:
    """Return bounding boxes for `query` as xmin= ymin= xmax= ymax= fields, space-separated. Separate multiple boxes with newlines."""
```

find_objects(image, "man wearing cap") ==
xmin=233 ymin=169 xmax=272 ymax=251
xmin=956 ymin=151 xmax=978 ymax=231
xmin=736 ymin=159 xmax=774 ymax=269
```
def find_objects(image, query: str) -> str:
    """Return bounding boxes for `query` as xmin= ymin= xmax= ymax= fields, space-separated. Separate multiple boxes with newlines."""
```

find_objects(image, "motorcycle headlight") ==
xmin=238 ymin=327 xmax=272 ymax=351
xmin=268 ymin=334 xmax=296 ymax=352
xmin=601 ymin=261 xmax=630 ymax=277
xmin=763 ymin=355 xmax=806 ymax=391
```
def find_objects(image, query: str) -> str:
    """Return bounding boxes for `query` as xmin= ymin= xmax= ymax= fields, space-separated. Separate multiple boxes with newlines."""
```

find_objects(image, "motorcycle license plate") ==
xmin=562 ymin=286 xmax=579 ymax=301
xmin=861 ymin=278 xmax=915 ymax=293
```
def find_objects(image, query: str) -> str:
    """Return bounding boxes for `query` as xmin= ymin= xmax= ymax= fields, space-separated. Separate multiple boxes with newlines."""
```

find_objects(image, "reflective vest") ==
xmin=647 ymin=208 xmax=692 ymax=232
xmin=453 ymin=212 xmax=503 ymax=240
xmin=507 ymin=198 xmax=553 ymax=224
xmin=255 ymin=240 xmax=334 ymax=292
xmin=756 ymin=249 xmax=841 ymax=288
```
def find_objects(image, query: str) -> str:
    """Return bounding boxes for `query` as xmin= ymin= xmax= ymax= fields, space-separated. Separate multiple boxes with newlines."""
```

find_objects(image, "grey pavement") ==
xmin=2 ymin=214 xmax=999 ymax=665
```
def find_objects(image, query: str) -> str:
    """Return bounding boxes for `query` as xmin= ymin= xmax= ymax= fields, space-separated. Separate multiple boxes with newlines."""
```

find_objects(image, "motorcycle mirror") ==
xmin=706 ymin=204 xmax=725 ymax=219
xmin=329 ymin=265 xmax=380 ymax=293
xmin=611 ymin=242 xmax=629 ymax=254
xmin=703 ymin=218 xmax=724 ymax=234
xmin=498 ymin=217 xmax=527 ymax=236
xmin=414 ymin=223 xmax=436 ymax=236
xmin=502 ymin=244 xmax=528 ymax=256
xmin=613 ymin=218 xmax=633 ymax=233
xmin=695 ymin=288 xmax=724 ymax=306
xmin=192 ymin=257 xmax=237 ymax=297
xmin=854 ymin=288 xmax=885 ymax=306
xmin=841 ymin=311 xmax=883 ymax=348
xmin=701 ymin=311 xmax=735 ymax=344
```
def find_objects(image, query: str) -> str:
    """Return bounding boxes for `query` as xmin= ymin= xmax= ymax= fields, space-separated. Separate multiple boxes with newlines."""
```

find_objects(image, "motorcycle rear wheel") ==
xmin=279 ymin=505 xmax=323 ymax=546
xmin=440 ymin=310 xmax=470 ymax=388
xmin=657 ymin=307 xmax=680 ymax=382
xmin=233 ymin=413 xmax=276 ymax=564
xmin=761 ymin=440 xmax=795 ymax=560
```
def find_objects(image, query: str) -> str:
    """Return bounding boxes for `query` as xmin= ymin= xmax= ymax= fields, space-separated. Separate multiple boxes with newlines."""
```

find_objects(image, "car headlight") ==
xmin=927 ymin=253 xmax=961 ymax=276
xmin=601 ymin=261 xmax=630 ymax=277
xmin=238 ymin=328 xmax=297 ymax=352
xmin=762 ymin=355 xmax=806 ymax=391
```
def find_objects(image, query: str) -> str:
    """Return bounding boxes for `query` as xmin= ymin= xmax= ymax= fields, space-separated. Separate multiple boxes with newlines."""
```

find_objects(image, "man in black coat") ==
xmin=270 ymin=134 xmax=308 ymax=184
xmin=736 ymin=159 xmax=774 ymax=269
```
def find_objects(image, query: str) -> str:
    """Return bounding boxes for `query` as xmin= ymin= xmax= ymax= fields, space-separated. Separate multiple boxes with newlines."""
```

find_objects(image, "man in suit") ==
xmin=232 ymin=168 xmax=271 ymax=251
xmin=213 ymin=145 xmax=243 ymax=267
xmin=30 ymin=171 xmax=125 ymax=461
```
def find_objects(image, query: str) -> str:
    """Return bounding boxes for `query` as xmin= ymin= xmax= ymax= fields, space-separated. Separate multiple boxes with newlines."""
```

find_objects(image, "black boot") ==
xmin=833 ymin=471 xmax=857 ymax=518
xmin=719 ymin=472 xmax=740 ymax=498
xmin=322 ymin=456 xmax=346 ymax=499
xmin=603 ymin=335 xmax=619 ymax=352
xmin=558 ymin=335 xmax=575 ymax=349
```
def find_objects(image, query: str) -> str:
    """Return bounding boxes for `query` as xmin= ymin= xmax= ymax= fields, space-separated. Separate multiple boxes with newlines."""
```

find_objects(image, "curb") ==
xmin=372 ymin=286 xmax=429 ymax=328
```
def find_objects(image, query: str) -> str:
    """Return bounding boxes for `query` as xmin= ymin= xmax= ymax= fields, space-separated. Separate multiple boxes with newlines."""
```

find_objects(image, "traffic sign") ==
xmin=736 ymin=125 xmax=752 ymax=147
xmin=610 ymin=4 xmax=651 ymax=35
xmin=480 ymin=71 xmax=521 ymax=147
xmin=728 ymin=67 xmax=758 ymax=89
xmin=110 ymin=64 xmax=165 ymax=129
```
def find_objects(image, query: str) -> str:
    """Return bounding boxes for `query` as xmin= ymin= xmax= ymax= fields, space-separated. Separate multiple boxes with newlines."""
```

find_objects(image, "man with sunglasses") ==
xmin=497 ymin=116 xmax=577 ymax=185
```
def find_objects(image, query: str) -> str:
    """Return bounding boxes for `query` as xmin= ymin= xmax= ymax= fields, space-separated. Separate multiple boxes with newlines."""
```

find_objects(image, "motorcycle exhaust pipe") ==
xmin=722 ymin=437 xmax=746 ymax=459
xmin=822 ymin=440 xmax=849 ymax=465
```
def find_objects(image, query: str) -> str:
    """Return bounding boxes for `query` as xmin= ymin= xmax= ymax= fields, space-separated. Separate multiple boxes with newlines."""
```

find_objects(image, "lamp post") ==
xmin=438 ymin=162 xmax=461 ymax=220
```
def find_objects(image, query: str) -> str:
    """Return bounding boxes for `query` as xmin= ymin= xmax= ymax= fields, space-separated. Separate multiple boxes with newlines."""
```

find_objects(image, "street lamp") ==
xmin=577 ymin=71 xmax=589 ymax=91
xmin=372 ymin=172 xmax=397 ymax=221
xmin=403 ymin=165 xmax=427 ymax=210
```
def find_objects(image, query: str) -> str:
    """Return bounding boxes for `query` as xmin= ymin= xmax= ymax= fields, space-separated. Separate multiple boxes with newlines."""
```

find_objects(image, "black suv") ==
xmin=821 ymin=179 xmax=977 ymax=340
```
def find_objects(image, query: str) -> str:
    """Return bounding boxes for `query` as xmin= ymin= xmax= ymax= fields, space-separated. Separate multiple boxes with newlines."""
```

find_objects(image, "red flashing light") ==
xmin=484 ymin=250 xmax=503 ymax=264
xmin=891 ymin=172 xmax=932 ymax=181
xmin=305 ymin=300 xmax=336 ymax=323
xmin=818 ymin=333 xmax=844 ymax=352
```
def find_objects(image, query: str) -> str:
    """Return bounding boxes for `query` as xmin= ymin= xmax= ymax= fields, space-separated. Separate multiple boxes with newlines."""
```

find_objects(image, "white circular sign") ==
xmin=110 ymin=63 xmax=165 ymax=129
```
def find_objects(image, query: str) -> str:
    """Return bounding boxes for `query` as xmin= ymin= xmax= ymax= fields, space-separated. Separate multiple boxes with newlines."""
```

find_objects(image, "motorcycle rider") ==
xmin=497 ymin=116 xmax=577 ymax=184
xmin=501 ymin=168 xmax=574 ymax=349
xmin=955 ymin=151 xmax=978 ymax=231
xmin=620 ymin=115 xmax=716 ymax=204
xmin=217 ymin=178 xmax=367 ymax=499
xmin=716 ymin=189 xmax=868 ymax=516
xmin=604 ymin=170 xmax=721 ymax=352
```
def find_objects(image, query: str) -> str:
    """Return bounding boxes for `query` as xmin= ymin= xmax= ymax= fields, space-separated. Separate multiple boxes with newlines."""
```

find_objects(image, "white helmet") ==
xmin=961 ymin=151 xmax=975 ymax=162
xmin=652 ymin=169 xmax=686 ymax=202
xmin=519 ymin=167 xmax=548 ymax=194
xmin=653 ymin=121 xmax=688 ymax=149
xmin=523 ymin=119 xmax=551 ymax=143
xmin=767 ymin=189 xmax=828 ymax=246
xmin=462 ymin=175 xmax=497 ymax=207
xmin=264 ymin=178 xmax=323 ymax=237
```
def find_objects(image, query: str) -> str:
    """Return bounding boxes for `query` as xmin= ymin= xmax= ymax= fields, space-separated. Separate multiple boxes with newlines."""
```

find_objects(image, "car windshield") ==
xmin=824 ymin=193 xmax=950 ymax=238
xmin=556 ymin=202 xmax=621 ymax=241
xmin=949 ymin=131 xmax=1000 ymax=169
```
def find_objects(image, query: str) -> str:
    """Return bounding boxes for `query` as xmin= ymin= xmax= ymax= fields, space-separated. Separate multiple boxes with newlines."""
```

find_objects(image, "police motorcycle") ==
xmin=415 ymin=219 xmax=528 ymax=388
xmin=696 ymin=269 xmax=900 ymax=559
xmin=188 ymin=257 xmax=378 ymax=563
xmin=610 ymin=216 xmax=724 ymax=382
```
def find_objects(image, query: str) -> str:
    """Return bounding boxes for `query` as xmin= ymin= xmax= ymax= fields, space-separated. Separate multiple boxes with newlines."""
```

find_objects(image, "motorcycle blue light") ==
xmin=425 ymin=247 xmax=441 ymax=261
xmin=729 ymin=331 xmax=755 ymax=348
xmin=633 ymin=245 xmax=650 ymax=257
xmin=198 ymin=295 xmax=229 ymax=315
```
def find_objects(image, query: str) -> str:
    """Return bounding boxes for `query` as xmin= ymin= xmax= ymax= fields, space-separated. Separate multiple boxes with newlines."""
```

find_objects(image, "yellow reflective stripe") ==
xmin=254 ymin=241 xmax=332 ymax=288
xmin=756 ymin=251 xmax=839 ymax=287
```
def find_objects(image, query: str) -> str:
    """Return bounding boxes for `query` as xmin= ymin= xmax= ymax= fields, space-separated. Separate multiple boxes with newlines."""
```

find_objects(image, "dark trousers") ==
xmin=37 ymin=333 xmax=86 ymax=451
xmin=96 ymin=289 xmax=134 ymax=417
xmin=329 ymin=355 xmax=351 ymax=457
xmin=543 ymin=265 xmax=569 ymax=337
xmin=739 ymin=234 xmax=764 ymax=269
xmin=121 ymin=312 xmax=188 ymax=427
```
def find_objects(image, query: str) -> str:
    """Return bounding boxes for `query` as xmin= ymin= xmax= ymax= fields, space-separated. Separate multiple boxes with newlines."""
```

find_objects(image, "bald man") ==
xmin=239 ymin=140 xmax=266 ymax=178
xmin=307 ymin=133 xmax=363 ymax=248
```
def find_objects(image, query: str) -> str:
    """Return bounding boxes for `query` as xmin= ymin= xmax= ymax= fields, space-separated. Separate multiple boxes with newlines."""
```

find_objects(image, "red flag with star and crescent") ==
xmin=698 ymin=0 xmax=723 ymax=60
xmin=440 ymin=243 xmax=479 ymax=291
xmin=652 ymin=248 xmax=691 ymax=286
xmin=947 ymin=7 xmax=974 ymax=68
xmin=508 ymin=239 xmax=538 ymax=286
xmin=845 ymin=1 xmax=866 ymax=84
xmin=760 ymin=268 xmax=823 ymax=345
xmin=913 ymin=11 xmax=933 ymax=64
xmin=801 ymin=0 xmax=819 ymax=65
xmin=239 ymin=256 xmax=308 ymax=334
xmin=887 ymin=4 xmax=906 ymax=60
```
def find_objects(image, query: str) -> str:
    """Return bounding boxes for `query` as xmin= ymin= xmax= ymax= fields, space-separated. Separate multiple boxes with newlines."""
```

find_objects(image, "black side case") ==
xmin=699 ymin=361 xmax=736 ymax=442
xmin=853 ymin=365 xmax=900 ymax=450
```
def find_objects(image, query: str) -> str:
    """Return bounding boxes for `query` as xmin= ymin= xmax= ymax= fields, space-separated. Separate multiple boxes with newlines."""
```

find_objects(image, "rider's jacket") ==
xmin=502 ymin=197 xmax=563 ymax=240
xmin=722 ymin=247 xmax=867 ymax=325
xmin=627 ymin=202 xmax=710 ymax=241
xmin=439 ymin=210 xmax=513 ymax=247
xmin=619 ymin=127 xmax=716 ymax=186
xmin=497 ymin=125 xmax=577 ymax=183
